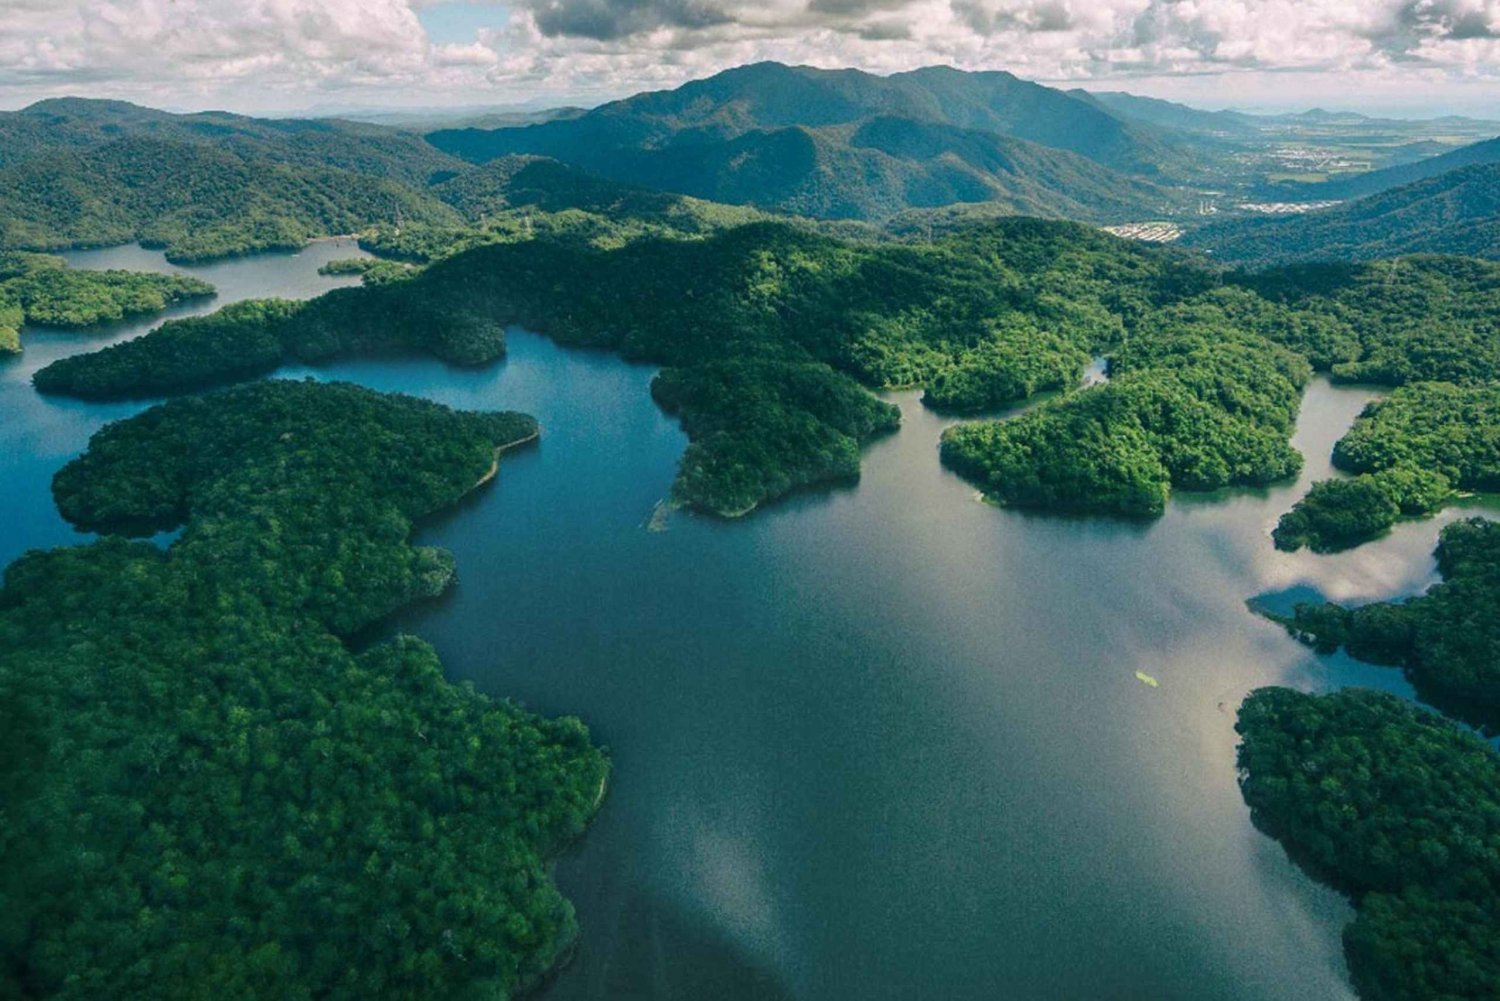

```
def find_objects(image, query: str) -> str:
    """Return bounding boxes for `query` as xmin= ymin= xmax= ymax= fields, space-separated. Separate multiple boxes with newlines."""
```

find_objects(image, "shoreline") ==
xmin=468 ymin=428 xmax=542 ymax=493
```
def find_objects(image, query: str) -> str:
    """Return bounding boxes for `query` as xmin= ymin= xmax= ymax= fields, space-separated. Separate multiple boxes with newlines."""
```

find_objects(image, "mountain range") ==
xmin=427 ymin=61 xmax=1197 ymax=222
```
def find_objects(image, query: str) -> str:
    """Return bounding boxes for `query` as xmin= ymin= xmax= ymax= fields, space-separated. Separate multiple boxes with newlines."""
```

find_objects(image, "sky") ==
xmin=1 ymin=0 xmax=1497 ymax=116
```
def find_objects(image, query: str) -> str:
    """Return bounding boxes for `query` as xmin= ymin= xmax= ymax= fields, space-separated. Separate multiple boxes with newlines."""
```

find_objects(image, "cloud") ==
xmin=0 ymin=0 xmax=1496 ymax=111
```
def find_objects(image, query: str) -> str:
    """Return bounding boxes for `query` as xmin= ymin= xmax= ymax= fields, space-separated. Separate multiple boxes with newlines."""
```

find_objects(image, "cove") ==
xmin=0 ymin=244 xmax=1481 ymax=1001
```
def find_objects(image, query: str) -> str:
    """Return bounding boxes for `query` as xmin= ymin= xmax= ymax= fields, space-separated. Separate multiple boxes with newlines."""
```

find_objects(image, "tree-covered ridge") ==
xmin=34 ymin=283 xmax=508 ymax=400
xmin=940 ymin=324 xmax=1310 ymax=516
xmin=0 ymin=379 xmax=605 ymax=1000
xmin=1238 ymin=256 xmax=1500 ymax=386
xmin=0 ymin=138 xmax=464 ymax=264
xmin=0 ymin=251 xmax=214 ymax=352
xmin=1236 ymin=686 xmax=1500 ymax=1001
xmin=1267 ymin=517 xmax=1500 ymax=730
xmin=356 ymin=156 xmax=773 ymax=264
xmin=1274 ymin=383 xmax=1500 ymax=552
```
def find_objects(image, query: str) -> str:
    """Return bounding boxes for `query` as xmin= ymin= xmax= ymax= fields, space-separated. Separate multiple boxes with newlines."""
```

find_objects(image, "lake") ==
xmin=3 ymin=244 xmax=1485 ymax=1000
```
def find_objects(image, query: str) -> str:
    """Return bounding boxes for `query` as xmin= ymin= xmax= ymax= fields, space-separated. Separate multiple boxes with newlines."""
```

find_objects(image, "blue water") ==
xmin=4 ymin=244 xmax=1487 ymax=1000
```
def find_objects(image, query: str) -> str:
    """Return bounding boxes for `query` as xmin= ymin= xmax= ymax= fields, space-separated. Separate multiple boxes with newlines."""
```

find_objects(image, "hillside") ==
xmin=0 ymin=137 xmax=462 ymax=262
xmin=0 ymin=97 xmax=466 ymax=182
xmin=0 ymin=97 xmax=777 ymax=262
xmin=426 ymin=62 xmax=1196 ymax=221
xmin=0 ymin=98 xmax=477 ymax=261
xmin=1186 ymin=162 xmax=1500 ymax=266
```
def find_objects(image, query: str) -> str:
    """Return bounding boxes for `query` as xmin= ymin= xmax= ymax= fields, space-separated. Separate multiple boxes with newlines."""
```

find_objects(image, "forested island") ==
xmin=1275 ymin=383 xmax=1500 ymax=552
xmin=1237 ymin=687 xmax=1500 ymax=1000
xmin=30 ymin=218 xmax=1500 ymax=520
xmin=0 ymin=380 xmax=606 ymax=999
xmin=0 ymin=251 xmax=213 ymax=352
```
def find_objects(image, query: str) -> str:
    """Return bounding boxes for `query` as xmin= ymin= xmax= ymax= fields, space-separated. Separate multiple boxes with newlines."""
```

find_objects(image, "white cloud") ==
xmin=0 ymin=0 xmax=1495 ymax=112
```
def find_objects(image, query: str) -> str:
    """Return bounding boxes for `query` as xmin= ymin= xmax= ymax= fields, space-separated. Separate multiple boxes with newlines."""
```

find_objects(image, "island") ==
xmin=1236 ymin=686 xmax=1500 ymax=1000
xmin=0 ymin=379 xmax=607 ymax=999
xmin=1276 ymin=382 xmax=1500 ymax=552
xmin=0 ymin=250 xmax=214 ymax=352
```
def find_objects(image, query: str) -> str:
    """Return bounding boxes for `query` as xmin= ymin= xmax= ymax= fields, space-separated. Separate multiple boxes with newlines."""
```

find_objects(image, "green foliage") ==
xmin=1275 ymin=382 xmax=1500 ymax=551
xmin=1236 ymin=690 xmax=1494 ymax=1001
xmin=35 ymin=283 xmax=505 ymax=399
xmin=652 ymin=360 xmax=900 ymax=516
xmin=1335 ymin=383 xmax=1500 ymax=488
xmin=0 ymin=380 xmax=605 ymax=1000
xmin=942 ymin=327 xmax=1308 ymax=516
xmin=1273 ymin=475 xmax=1401 ymax=553
xmin=1276 ymin=518 xmax=1500 ymax=727
xmin=1239 ymin=256 xmax=1500 ymax=386
xmin=1236 ymin=686 xmax=1500 ymax=1000
xmin=0 ymin=250 xmax=213 ymax=353
xmin=40 ymin=217 xmax=1186 ymax=514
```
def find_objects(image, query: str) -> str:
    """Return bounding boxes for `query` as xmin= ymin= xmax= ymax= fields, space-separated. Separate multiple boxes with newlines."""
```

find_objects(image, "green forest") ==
xmin=1237 ymin=686 xmax=1500 ymax=1000
xmin=1275 ymin=382 xmax=1500 ymax=552
xmin=33 ymin=217 xmax=1500 ymax=519
xmin=0 ymin=380 xmax=606 ymax=1000
xmin=0 ymin=251 xmax=213 ymax=352
xmin=1268 ymin=518 xmax=1500 ymax=729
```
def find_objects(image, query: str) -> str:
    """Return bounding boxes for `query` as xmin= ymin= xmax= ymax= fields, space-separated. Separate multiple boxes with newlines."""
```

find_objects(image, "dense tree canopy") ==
xmin=0 ymin=251 xmax=212 ymax=352
xmin=1275 ymin=382 xmax=1500 ymax=552
xmin=0 ymin=380 xmax=605 ymax=1001
xmin=941 ymin=326 xmax=1309 ymax=516
xmin=35 ymin=218 xmax=1183 ymax=514
xmin=1236 ymin=686 xmax=1500 ymax=1000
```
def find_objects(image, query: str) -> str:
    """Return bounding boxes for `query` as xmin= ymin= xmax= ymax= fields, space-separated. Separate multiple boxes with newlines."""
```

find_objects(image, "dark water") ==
xmin=4 ymin=245 xmax=1488 ymax=1000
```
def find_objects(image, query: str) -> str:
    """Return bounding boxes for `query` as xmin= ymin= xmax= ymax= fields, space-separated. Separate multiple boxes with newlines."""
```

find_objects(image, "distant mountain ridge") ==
xmin=426 ymin=61 xmax=1198 ymax=222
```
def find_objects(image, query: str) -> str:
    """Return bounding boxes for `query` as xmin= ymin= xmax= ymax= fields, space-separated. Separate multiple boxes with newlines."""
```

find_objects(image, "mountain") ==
xmin=1075 ymin=91 xmax=1258 ymax=138
xmin=0 ymin=136 xmax=461 ymax=263
xmin=426 ymin=62 xmax=1193 ymax=222
xmin=0 ymin=98 xmax=769 ymax=263
xmin=1 ymin=97 xmax=466 ymax=182
xmin=1185 ymin=161 xmax=1500 ymax=266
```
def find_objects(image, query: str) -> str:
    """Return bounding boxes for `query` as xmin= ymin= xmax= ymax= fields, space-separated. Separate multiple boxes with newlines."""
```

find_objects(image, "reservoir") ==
xmin=3 ymin=244 xmax=1487 ymax=1000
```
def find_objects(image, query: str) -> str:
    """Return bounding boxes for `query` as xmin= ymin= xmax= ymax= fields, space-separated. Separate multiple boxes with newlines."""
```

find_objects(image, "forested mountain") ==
xmin=1186 ymin=162 xmax=1500 ymax=266
xmin=1075 ymin=91 xmax=1258 ymax=138
xmin=0 ymin=97 xmax=465 ymax=181
xmin=0 ymin=98 xmax=474 ymax=261
xmin=0 ymin=137 xmax=463 ymax=263
xmin=426 ymin=62 xmax=1195 ymax=221
xmin=0 ymin=98 xmax=770 ymax=262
